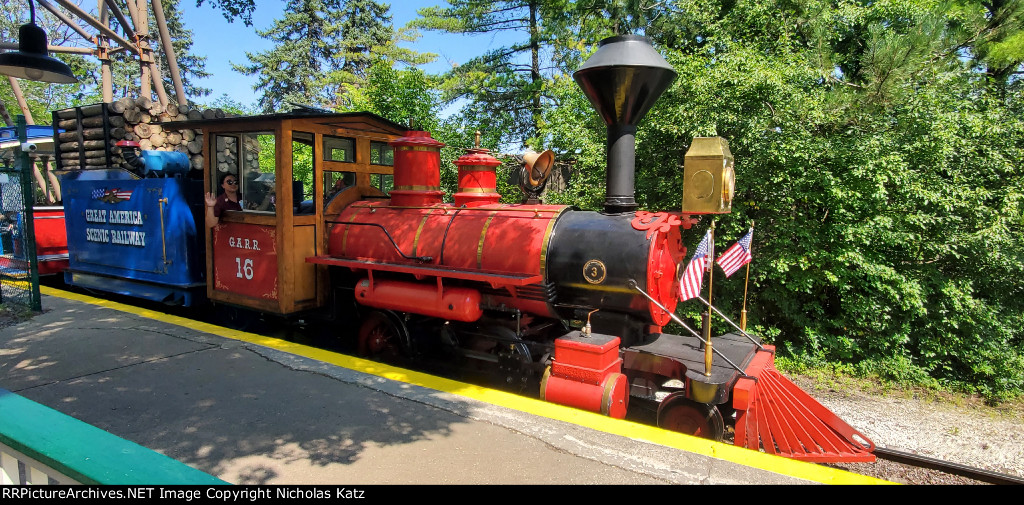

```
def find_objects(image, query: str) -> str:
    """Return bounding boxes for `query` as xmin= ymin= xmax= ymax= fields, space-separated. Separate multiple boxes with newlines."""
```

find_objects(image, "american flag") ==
xmin=91 ymin=188 xmax=133 ymax=201
xmin=716 ymin=228 xmax=754 ymax=277
xmin=679 ymin=230 xmax=712 ymax=301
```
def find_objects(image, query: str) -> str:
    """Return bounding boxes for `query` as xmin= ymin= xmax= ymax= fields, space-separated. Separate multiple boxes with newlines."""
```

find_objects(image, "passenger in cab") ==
xmin=326 ymin=172 xmax=355 ymax=202
xmin=205 ymin=172 xmax=241 ymax=228
xmin=250 ymin=173 xmax=276 ymax=212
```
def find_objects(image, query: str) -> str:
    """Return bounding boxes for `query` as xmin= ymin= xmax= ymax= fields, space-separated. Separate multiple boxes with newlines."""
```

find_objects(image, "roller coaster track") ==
xmin=875 ymin=447 xmax=1024 ymax=485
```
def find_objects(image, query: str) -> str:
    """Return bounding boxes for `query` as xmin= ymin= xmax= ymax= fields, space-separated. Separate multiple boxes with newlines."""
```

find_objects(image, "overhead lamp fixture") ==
xmin=0 ymin=0 xmax=78 ymax=83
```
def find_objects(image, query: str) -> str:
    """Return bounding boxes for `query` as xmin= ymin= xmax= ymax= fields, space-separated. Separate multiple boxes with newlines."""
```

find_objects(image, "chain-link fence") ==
xmin=0 ymin=164 xmax=31 ymax=307
xmin=0 ymin=121 xmax=41 ymax=312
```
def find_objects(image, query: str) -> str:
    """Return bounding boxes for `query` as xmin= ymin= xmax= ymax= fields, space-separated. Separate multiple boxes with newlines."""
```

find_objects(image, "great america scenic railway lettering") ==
xmin=83 ymin=208 xmax=146 ymax=247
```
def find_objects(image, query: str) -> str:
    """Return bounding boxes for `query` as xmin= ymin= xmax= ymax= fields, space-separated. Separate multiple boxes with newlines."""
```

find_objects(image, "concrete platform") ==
xmin=0 ymin=287 xmax=888 ymax=485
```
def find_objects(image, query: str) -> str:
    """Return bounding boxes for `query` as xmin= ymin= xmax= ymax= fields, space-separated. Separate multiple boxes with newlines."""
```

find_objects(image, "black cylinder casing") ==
xmin=546 ymin=211 xmax=654 ymax=328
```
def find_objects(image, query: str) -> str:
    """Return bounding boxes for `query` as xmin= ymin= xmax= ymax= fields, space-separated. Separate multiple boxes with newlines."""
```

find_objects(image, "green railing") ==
xmin=0 ymin=389 xmax=226 ymax=485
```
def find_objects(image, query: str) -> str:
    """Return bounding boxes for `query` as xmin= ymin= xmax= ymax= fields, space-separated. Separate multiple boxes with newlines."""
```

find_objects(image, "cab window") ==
xmin=293 ymin=132 xmax=315 ymax=214
xmin=239 ymin=132 xmax=276 ymax=213
xmin=369 ymin=141 xmax=394 ymax=166
xmin=323 ymin=136 xmax=354 ymax=163
xmin=371 ymin=173 xmax=393 ymax=194
xmin=325 ymin=171 xmax=356 ymax=204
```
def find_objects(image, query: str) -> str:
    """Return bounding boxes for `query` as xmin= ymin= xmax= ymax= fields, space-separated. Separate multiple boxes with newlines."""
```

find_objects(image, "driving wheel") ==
xmin=657 ymin=394 xmax=726 ymax=441
xmin=357 ymin=310 xmax=410 ymax=361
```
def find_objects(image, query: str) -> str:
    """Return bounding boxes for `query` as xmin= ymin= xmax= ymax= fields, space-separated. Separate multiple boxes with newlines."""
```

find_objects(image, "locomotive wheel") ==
xmin=357 ymin=310 xmax=410 ymax=361
xmin=487 ymin=326 xmax=534 ymax=392
xmin=657 ymin=394 xmax=726 ymax=441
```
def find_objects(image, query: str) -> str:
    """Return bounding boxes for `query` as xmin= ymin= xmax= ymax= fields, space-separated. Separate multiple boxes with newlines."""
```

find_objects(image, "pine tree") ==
xmin=335 ymin=0 xmax=393 ymax=82
xmin=410 ymin=0 xmax=566 ymax=147
xmin=232 ymin=0 xmax=348 ymax=112
xmin=953 ymin=0 xmax=1024 ymax=89
xmin=233 ymin=0 xmax=423 ymax=113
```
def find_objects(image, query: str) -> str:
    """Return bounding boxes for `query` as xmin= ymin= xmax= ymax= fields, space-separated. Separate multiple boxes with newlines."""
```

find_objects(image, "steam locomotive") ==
xmin=49 ymin=35 xmax=875 ymax=463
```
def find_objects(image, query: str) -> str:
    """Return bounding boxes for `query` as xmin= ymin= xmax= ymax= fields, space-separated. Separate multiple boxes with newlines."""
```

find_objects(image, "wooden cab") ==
xmin=183 ymin=112 xmax=406 ymax=315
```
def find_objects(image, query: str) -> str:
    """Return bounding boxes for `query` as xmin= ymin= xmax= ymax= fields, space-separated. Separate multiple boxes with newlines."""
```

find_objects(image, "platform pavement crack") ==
xmin=12 ymin=343 xmax=220 ymax=394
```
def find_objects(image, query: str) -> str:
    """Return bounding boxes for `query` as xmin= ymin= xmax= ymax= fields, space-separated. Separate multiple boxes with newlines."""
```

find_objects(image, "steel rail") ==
xmin=874 ymin=447 xmax=1024 ymax=485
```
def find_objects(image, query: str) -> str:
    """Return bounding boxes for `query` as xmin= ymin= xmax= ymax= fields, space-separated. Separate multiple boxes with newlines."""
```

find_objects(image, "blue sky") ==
xmin=181 ymin=1 xmax=515 ymax=108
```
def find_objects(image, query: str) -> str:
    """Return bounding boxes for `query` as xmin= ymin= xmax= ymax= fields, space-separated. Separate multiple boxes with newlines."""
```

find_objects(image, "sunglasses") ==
xmin=224 ymin=179 xmax=238 ymax=186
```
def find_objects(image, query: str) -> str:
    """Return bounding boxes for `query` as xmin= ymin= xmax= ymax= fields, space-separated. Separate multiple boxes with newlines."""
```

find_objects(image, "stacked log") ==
xmin=212 ymin=135 xmax=261 ymax=175
xmin=215 ymin=135 xmax=237 ymax=174
xmin=53 ymin=97 xmax=230 ymax=173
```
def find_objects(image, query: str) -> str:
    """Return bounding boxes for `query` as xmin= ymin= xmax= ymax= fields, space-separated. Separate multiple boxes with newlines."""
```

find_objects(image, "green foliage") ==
xmin=198 ymin=94 xmax=257 ymax=115
xmin=535 ymin=74 xmax=606 ymax=210
xmin=196 ymin=0 xmax=257 ymax=25
xmin=232 ymin=0 xmax=352 ymax=112
xmin=623 ymin=0 xmax=1024 ymax=400
xmin=234 ymin=0 xmax=432 ymax=113
xmin=1 ymin=1 xmax=99 ymax=124
xmin=952 ymin=0 xmax=1024 ymax=86
xmin=409 ymin=0 xmax=575 ymax=148
xmin=2 ymin=0 xmax=210 ymax=120
xmin=427 ymin=117 xmax=508 ymax=200
xmin=338 ymin=59 xmax=440 ymax=129
xmin=329 ymin=0 xmax=400 ymax=87
xmin=292 ymin=140 xmax=314 ymax=197
xmin=1 ymin=77 xmax=87 ymax=127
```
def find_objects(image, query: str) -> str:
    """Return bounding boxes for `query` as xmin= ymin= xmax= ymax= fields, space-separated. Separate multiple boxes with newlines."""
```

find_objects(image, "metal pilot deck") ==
xmin=623 ymin=331 xmax=761 ymax=405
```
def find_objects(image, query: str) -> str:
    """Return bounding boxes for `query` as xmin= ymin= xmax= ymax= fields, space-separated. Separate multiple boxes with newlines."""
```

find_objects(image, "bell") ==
xmin=522 ymin=149 xmax=554 ymax=188
xmin=0 ymin=22 xmax=78 ymax=83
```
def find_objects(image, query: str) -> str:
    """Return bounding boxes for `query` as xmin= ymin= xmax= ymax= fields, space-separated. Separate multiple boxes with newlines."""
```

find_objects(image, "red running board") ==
xmin=733 ymin=346 xmax=876 ymax=463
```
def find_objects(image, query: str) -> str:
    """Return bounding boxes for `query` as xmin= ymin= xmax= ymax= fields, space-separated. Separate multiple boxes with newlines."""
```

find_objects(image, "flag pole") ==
xmin=704 ymin=220 xmax=715 ymax=376
xmin=740 ymin=220 xmax=753 ymax=331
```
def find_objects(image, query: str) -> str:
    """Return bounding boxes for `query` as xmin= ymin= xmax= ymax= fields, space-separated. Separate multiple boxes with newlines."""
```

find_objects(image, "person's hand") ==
xmin=205 ymin=192 xmax=217 ymax=207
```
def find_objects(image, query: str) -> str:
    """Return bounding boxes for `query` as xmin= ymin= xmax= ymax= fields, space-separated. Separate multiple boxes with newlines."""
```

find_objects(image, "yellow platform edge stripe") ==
xmin=41 ymin=286 xmax=892 ymax=485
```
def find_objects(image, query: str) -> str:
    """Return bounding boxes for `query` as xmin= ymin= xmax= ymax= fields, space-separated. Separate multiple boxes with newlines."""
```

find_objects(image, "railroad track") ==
xmin=875 ymin=447 xmax=1024 ymax=485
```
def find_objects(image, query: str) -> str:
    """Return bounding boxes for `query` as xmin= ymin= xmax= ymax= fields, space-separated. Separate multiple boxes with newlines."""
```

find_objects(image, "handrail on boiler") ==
xmin=325 ymin=220 xmax=433 ymax=263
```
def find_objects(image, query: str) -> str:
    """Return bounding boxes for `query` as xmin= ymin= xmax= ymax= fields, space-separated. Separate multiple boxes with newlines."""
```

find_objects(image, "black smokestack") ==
xmin=572 ymin=35 xmax=677 ymax=214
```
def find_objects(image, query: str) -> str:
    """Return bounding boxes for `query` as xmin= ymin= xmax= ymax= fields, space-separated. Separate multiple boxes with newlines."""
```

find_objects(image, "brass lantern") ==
xmin=682 ymin=137 xmax=734 ymax=214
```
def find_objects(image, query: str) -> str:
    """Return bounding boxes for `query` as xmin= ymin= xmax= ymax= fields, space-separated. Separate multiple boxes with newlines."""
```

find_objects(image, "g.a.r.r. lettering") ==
xmin=228 ymin=237 xmax=260 ymax=250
